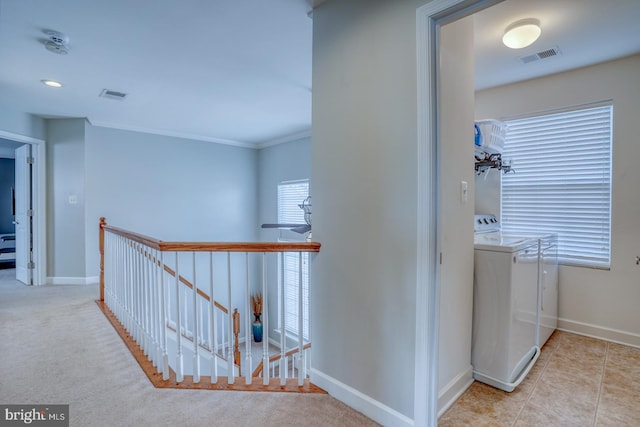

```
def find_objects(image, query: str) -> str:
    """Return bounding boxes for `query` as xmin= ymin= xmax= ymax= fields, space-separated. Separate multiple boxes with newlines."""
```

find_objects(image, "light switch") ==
xmin=460 ymin=181 xmax=468 ymax=204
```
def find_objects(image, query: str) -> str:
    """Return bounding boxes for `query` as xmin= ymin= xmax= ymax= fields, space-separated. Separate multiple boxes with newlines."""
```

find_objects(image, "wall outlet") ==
xmin=68 ymin=195 xmax=78 ymax=205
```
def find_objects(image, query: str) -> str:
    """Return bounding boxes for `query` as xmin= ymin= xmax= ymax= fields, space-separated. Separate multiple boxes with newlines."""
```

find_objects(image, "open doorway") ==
xmin=0 ymin=132 xmax=46 ymax=286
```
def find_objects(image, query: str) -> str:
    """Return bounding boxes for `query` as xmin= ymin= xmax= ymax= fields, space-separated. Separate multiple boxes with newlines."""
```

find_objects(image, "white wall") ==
xmin=437 ymin=16 xmax=476 ymax=413
xmin=257 ymin=137 xmax=311 ymax=342
xmin=312 ymin=0 xmax=429 ymax=423
xmin=476 ymin=54 xmax=640 ymax=346
xmin=46 ymin=119 xmax=87 ymax=280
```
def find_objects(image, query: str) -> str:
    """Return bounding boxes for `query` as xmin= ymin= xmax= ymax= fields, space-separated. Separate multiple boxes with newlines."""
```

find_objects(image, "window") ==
xmin=277 ymin=180 xmax=309 ymax=339
xmin=501 ymin=104 xmax=612 ymax=268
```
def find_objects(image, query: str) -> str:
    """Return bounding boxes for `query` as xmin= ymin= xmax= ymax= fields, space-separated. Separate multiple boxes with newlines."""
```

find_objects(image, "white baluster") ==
xmin=137 ymin=243 xmax=143 ymax=346
xmin=279 ymin=252 xmax=286 ymax=385
xmin=192 ymin=252 xmax=200 ymax=383
xmin=209 ymin=252 xmax=218 ymax=383
xmin=227 ymin=252 xmax=234 ymax=384
xmin=154 ymin=248 xmax=161 ymax=369
xmin=151 ymin=248 xmax=158 ymax=368
xmin=175 ymin=252 xmax=183 ymax=382
xmin=129 ymin=241 xmax=135 ymax=339
xmin=262 ymin=252 xmax=269 ymax=386
xmin=298 ymin=252 xmax=304 ymax=386
xmin=142 ymin=244 xmax=149 ymax=357
xmin=245 ymin=252 xmax=252 ymax=385
xmin=160 ymin=251 xmax=169 ymax=380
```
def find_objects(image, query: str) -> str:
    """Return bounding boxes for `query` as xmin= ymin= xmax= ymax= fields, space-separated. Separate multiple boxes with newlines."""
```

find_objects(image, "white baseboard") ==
xmin=558 ymin=317 xmax=640 ymax=348
xmin=46 ymin=276 xmax=99 ymax=285
xmin=437 ymin=365 xmax=474 ymax=418
xmin=310 ymin=368 xmax=414 ymax=427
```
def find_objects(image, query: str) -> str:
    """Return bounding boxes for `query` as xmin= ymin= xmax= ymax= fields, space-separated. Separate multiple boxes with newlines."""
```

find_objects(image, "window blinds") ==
xmin=277 ymin=180 xmax=309 ymax=339
xmin=501 ymin=104 xmax=612 ymax=268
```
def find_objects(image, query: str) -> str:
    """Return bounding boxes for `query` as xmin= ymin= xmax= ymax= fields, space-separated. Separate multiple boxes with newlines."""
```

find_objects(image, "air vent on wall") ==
xmin=99 ymin=89 xmax=128 ymax=101
xmin=519 ymin=46 xmax=561 ymax=64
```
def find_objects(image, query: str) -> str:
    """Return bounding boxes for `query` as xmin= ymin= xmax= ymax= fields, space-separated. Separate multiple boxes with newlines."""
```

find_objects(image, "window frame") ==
xmin=276 ymin=179 xmax=310 ymax=341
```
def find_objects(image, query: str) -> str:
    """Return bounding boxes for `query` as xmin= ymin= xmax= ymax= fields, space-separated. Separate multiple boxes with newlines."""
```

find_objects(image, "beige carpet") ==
xmin=0 ymin=268 xmax=378 ymax=427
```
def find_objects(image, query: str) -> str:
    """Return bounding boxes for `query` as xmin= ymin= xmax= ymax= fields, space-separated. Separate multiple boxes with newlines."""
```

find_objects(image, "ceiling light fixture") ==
xmin=502 ymin=18 xmax=541 ymax=49
xmin=42 ymin=80 xmax=63 ymax=88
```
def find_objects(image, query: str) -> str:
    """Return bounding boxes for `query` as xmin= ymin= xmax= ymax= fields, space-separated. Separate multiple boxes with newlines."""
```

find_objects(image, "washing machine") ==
xmin=472 ymin=214 xmax=541 ymax=392
xmin=537 ymin=234 xmax=558 ymax=347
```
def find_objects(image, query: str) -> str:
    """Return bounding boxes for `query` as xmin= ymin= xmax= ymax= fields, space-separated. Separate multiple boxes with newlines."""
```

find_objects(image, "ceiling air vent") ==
xmin=519 ymin=46 xmax=561 ymax=64
xmin=99 ymin=89 xmax=128 ymax=101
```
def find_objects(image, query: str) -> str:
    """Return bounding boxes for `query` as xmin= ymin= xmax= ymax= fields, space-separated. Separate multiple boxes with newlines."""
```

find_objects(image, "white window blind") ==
xmin=277 ymin=180 xmax=309 ymax=339
xmin=501 ymin=104 xmax=612 ymax=268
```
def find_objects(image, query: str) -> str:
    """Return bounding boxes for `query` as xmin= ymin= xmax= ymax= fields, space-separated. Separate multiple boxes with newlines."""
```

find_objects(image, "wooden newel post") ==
xmin=233 ymin=308 xmax=241 ymax=374
xmin=99 ymin=217 xmax=106 ymax=302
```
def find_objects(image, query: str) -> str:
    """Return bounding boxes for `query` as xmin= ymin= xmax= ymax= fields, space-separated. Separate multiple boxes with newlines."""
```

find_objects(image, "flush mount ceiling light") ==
xmin=502 ymin=18 xmax=541 ymax=49
xmin=41 ymin=80 xmax=63 ymax=88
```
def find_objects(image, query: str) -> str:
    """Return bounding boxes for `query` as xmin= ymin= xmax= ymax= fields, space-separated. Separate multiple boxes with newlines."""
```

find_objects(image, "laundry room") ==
xmin=469 ymin=0 xmax=640 ymax=418
xmin=436 ymin=0 xmax=640 ymax=421
xmin=473 ymin=50 xmax=640 ymax=348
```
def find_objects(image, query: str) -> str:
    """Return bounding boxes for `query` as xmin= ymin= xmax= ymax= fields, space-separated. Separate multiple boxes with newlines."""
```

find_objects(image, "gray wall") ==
xmin=0 ymin=105 xmax=46 ymax=141
xmin=84 ymin=125 xmax=259 ymax=277
xmin=312 ymin=0 xmax=427 ymax=420
xmin=476 ymin=54 xmax=640 ymax=346
xmin=46 ymin=119 xmax=87 ymax=278
xmin=43 ymin=119 xmax=259 ymax=282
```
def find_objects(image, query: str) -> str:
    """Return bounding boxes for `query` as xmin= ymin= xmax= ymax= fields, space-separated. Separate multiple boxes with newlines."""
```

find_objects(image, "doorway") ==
xmin=0 ymin=131 xmax=46 ymax=286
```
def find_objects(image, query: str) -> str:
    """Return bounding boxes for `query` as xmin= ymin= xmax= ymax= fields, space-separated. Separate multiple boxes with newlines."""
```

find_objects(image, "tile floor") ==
xmin=439 ymin=330 xmax=640 ymax=426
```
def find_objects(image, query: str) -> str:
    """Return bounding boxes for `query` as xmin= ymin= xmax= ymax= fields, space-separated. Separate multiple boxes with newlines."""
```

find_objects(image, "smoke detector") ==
xmin=44 ymin=30 xmax=70 ymax=55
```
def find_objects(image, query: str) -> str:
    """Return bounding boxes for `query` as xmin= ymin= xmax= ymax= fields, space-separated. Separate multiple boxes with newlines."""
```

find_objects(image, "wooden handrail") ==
xmin=102 ymin=222 xmax=320 ymax=253
xmin=251 ymin=342 xmax=312 ymax=378
xmin=158 ymin=241 xmax=321 ymax=253
xmin=103 ymin=223 xmax=162 ymax=250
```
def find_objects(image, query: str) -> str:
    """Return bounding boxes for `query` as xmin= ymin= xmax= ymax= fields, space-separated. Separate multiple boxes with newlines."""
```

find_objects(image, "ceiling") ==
xmin=1 ymin=0 xmax=639 ymax=148
xmin=473 ymin=0 xmax=640 ymax=90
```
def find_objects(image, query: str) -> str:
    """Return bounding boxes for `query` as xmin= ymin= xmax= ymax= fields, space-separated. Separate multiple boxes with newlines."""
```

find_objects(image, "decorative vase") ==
xmin=252 ymin=314 xmax=263 ymax=342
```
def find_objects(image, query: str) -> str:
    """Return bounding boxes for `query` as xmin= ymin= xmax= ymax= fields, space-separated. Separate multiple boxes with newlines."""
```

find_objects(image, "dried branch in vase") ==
xmin=251 ymin=292 xmax=263 ymax=316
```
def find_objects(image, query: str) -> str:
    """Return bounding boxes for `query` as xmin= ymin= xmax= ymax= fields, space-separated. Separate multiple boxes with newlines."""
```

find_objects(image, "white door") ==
xmin=14 ymin=144 xmax=32 ymax=285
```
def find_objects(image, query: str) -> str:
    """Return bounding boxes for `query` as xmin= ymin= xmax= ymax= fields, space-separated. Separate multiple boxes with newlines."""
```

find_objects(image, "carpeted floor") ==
xmin=0 ymin=268 xmax=378 ymax=426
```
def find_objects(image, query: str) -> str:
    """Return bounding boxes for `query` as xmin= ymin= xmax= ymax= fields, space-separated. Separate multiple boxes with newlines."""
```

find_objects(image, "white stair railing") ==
xmin=99 ymin=217 xmax=319 ymax=388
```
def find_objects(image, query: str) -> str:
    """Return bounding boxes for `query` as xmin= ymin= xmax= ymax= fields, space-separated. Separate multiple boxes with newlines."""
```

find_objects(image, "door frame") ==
xmin=415 ymin=0 xmax=501 ymax=425
xmin=0 ymin=129 xmax=46 ymax=286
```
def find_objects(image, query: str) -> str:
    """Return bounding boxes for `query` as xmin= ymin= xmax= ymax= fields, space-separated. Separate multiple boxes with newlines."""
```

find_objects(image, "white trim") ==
xmin=88 ymin=120 xmax=257 ymax=149
xmin=558 ymin=318 xmax=640 ymax=349
xmin=47 ymin=276 xmax=99 ymax=285
xmin=0 ymin=130 xmax=45 ymax=145
xmin=256 ymin=130 xmax=312 ymax=149
xmin=88 ymin=120 xmax=312 ymax=150
xmin=310 ymin=368 xmax=414 ymax=427
xmin=416 ymin=2 xmax=499 ymax=425
xmin=437 ymin=365 xmax=474 ymax=418
xmin=416 ymin=2 xmax=459 ymax=426
xmin=0 ymin=129 xmax=47 ymax=286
